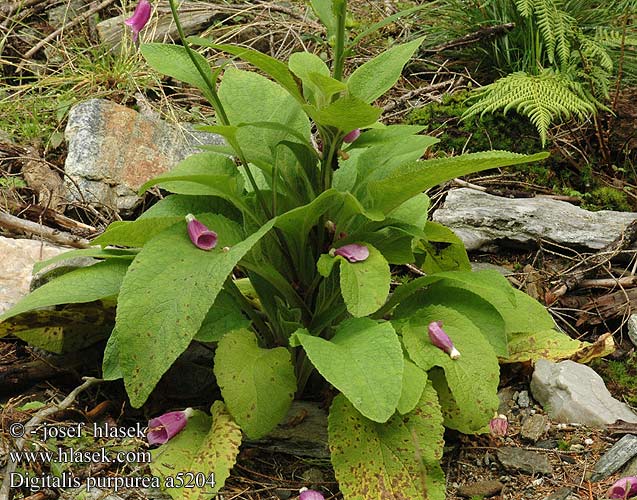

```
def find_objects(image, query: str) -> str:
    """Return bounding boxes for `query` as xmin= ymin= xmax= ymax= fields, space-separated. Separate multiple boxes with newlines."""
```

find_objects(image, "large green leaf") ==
xmin=328 ymin=383 xmax=446 ymax=500
xmin=214 ymin=329 xmax=296 ymax=439
xmin=32 ymin=248 xmax=136 ymax=274
xmin=305 ymin=95 xmax=382 ymax=132
xmin=150 ymin=402 xmax=241 ymax=498
xmin=288 ymin=52 xmax=332 ymax=106
xmin=345 ymin=124 xmax=430 ymax=149
xmin=189 ymin=39 xmax=303 ymax=103
xmin=347 ymin=37 xmax=424 ymax=103
xmin=417 ymin=221 xmax=471 ymax=273
xmin=506 ymin=329 xmax=592 ymax=363
xmin=218 ymin=68 xmax=310 ymax=171
xmin=290 ymin=318 xmax=403 ymax=422
xmin=397 ymin=359 xmax=428 ymax=415
xmin=114 ymin=216 xmax=275 ymax=407
xmin=367 ymin=151 xmax=549 ymax=213
xmin=318 ymin=244 xmax=391 ymax=317
xmin=141 ymin=44 xmax=214 ymax=99
xmin=0 ymin=260 xmax=128 ymax=323
xmin=93 ymin=218 xmax=180 ymax=248
xmin=138 ymin=194 xmax=240 ymax=222
xmin=400 ymin=305 xmax=500 ymax=433
xmin=193 ymin=291 xmax=250 ymax=343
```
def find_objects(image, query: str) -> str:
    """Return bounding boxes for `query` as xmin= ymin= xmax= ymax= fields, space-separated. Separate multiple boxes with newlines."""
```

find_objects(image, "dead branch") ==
xmin=382 ymin=78 xmax=461 ymax=114
xmin=421 ymin=23 xmax=516 ymax=53
xmin=0 ymin=209 xmax=91 ymax=248
xmin=4 ymin=198 xmax=97 ymax=235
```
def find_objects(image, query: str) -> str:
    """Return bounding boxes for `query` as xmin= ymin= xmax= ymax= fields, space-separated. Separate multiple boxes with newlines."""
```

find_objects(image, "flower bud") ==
xmin=489 ymin=414 xmax=508 ymax=437
xmin=147 ymin=408 xmax=194 ymax=445
xmin=608 ymin=477 xmax=637 ymax=499
xmin=343 ymin=129 xmax=361 ymax=143
xmin=427 ymin=321 xmax=460 ymax=359
xmin=299 ymin=488 xmax=325 ymax=500
xmin=329 ymin=243 xmax=369 ymax=263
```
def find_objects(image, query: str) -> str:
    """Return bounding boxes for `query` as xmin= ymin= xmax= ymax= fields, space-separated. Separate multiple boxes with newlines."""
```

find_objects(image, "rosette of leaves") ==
xmin=0 ymin=0 xmax=597 ymax=498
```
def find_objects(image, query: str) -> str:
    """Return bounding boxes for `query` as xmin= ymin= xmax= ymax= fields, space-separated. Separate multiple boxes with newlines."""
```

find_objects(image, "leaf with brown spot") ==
xmin=328 ymin=382 xmax=446 ymax=500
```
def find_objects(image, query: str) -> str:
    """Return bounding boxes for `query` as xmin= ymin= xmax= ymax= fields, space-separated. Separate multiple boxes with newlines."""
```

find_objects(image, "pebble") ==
xmin=584 ymin=438 xmax=594 ymax=446
xmin=521 ymin=414 xmax=549 ymax=442
xmin=518 ymin=390 xmax=531 ymax=408
xmin=536 ymin=439 xmax=558 ymax=449
xmin=591 ymin=434 xmax=637 ymax=481
xmin=457 ymin=479 xmax=504 ymax=498
xmin=497 ymin=447 xmax=553 ymax=475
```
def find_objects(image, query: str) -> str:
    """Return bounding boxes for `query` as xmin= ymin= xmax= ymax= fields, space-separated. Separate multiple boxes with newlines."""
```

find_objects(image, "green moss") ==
xmin=581 ymin=186 xmax=632 ymax=212
xmin=591 ymin=352 xmax=637 ymax=406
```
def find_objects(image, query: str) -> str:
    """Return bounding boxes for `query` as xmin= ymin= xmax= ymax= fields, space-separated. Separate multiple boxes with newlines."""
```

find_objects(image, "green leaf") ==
xmin=93 ymin=218 xmax=180 ymax=248
xmin=194 ymin=291 xmax=250 ymax=342
xmin=189 ymin=39 xmax=303 ymax=102
xmin=141 ymin=44 xmax=213 ymax=99
xmin=418 ymin=221 xmax=471 ymax=273
xmin=318 ymin=244 xmax=390 ymax=317
xmin=0 ymin=260 xmax=128 ymax=323
xmin=388 ymin=193 xmax=430 ymax=229
xmin=288 ymin=52 xmax=332 ymax=105
xmin=32 ymin=248 xmax=136 ymax=274
xmin=506 ymin=329 xmax=590 ymax=363
xmin=138 ymin=152 xmax=245 ymax=209
xmin=138 ymin=194 xmax=240 ymax=222
xmin=214 ymin=329 xmax=296 ymax=439
xmin=219 ymin=68 xmax=310 ymax=171
xmin=400 ymin=305 xmax=500 ymax=433
xmin=328 ymin=383 xmax=446 ymax=500
xmin=290 ymin=318 xmax=403 ymax=422
xmin=150 ymin=402 xmax=242 ymax=498
xmin=305 ymin=95 xmax=382 ymax=132
xmin=347 ymin=37 xmax=424 ymax=103
xmin=397 ymin=359 xmax=428 ymax=415
xmin=346 ymin=124 xmax=430 ymax=150
xmin=310 ymin=0 xmax=337 ymax=35
xmin=114 ymin=216 xmax=275 ymax=407
xmin=102 ymin=330 xmax=122 ymax=380
xmin=367 ymin=151 xmax=550 ymax=213
xmin=395 ymin=283 xmax=508 ymax=358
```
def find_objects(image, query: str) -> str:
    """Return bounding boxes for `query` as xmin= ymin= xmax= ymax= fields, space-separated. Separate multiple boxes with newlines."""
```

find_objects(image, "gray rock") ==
xmin=63 ymin=99 xmax=224 ymax=213
xmin=0 ymin=236 xmax=66 ymax=315
xmin=521 ymin=414 xmax=549 ymax=442
xmin=497 ymin=446 xmax=553 ymax=475
xmin=628 ymin=314 xmax=637 ymax=348
xmin=432 ymin=188 xmax=637 ymax=252
xmin=544 ymin=488 xmax=577 ymax=500
xmin=624 ymin=455 xmax=637 ymax=476
xmin=591 ymin=434 xmax=637 ymax=481
xmin=518 ymin=390 xmax=531 ymax=408
xmin=457 ymin=479 xmax=504 ymax=498
xmin=498 ymin=386 xmax=516 ymax=413
xmin=47 ymin=0 xmax=84 ymax=29
xmin=530 ymin=359 xmax=637 ymax=427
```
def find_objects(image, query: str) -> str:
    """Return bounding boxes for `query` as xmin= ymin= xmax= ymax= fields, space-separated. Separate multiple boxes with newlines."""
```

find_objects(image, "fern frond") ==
xmin=594 ymin=27 xmax=637 ymax=48
xmin=515 ymin=0 xmax=535 ymax=18
xmin=463 ymin=70 xmax=600 ymax=145
xmin=578 ymin=32 xmax=614 ymax=71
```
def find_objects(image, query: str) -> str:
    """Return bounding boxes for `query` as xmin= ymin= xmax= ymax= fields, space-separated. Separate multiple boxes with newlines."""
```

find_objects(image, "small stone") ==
xmin=628 ymin=314 xmax=637 ymax=348
xmin=530 ymin=359 xmax=637 ymax=426
xmin=274 ymin=489 xmax=292 ymax=500
xmin=569 ymin=444 xmax=585 ymax=452
xmin=457 ymin=479 xmax=504 ymax=498
xmin=498 ymin=386 xmax=516 ymax=413
xmin=301 ymin=467 xmax=325 ymax=485
xmin=591 ymin=434 xmax=637 ymax=481
xmin=584 ymin=438 xmax=594 ymax=446
xmin=518 ymin=390 xmax=531 ymax=408
xmin=544 ymin=488 xmax=576 ymax=500
xmin=536 ymin=439 xmax=558 ymax=449
xmin=497 ymin=447 xmax=553 ymax=475
xmin=521 ymin=414 xmax=549 ymax=442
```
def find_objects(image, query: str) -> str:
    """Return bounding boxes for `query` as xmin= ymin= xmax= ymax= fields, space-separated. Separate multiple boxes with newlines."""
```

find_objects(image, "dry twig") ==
xmin=0 ymin=209 xmax=91 ymax=248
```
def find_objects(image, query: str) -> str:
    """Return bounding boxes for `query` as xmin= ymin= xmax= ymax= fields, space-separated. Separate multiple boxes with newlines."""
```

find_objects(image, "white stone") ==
xmin=530 ymin=359 xmax=637 ymax=427
xmin=0 ymin=236 xmax=66 ymax=314
xmin=432 ymin=188 xmax=637 ymax=252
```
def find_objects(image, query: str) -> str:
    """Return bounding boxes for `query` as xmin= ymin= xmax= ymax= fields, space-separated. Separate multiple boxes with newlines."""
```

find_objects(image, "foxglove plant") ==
xmin=0 ymin=1 xmax=596 ymax=499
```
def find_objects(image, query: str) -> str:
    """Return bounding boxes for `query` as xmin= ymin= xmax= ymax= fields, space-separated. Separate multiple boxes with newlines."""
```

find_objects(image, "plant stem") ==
xmin=333 ymin=0 xmax=348 ymax=82
xmin=224 ymin=278 xmax=273 ymax=345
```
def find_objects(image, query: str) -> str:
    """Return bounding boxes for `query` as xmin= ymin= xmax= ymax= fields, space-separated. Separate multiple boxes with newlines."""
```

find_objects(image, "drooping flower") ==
xmin=343 ymin=129 xmax=361 ymax=143
xmin=147 ymin=408 xmax=194 ymax=445
xmin=607 ymin=477 xmax=637 ymax=499
xmin=489 ymin=414 xmax=508 ymax=437
xmin=427 ymin=321 xmax=461 ymax=359
xmin=186 ymin=214 xmax=217 ymax=250
xmin=125 ymin=0 xmax=152 ymax=42
xmin=299 ymin=488 xmax=325 ymax=500
xmin=329 ymin=243 xmax=369 ymax=263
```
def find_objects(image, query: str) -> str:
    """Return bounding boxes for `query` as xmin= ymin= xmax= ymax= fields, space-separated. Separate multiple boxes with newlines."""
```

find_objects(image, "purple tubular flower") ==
xmin=343 ymin=129 xmax=361 ymax=143
xmin=608 ymin=477 xmax=637 ymax=499
xmin=147 ymin=407 xmax=193 ymax=445
xmin=299 ymin=488 xmax=325 ymax=500
xmin=427 ymin=321 xmax=461 ymax=359
xmin=124 ymin=0 xmax=152 ymax=42
xmin=489 ymin=414 xmax=508 ymax=437
xmin=330 ymin=243 xmax=369 ymax=263
xmin=186 ymin=214 xmax=217 ymax=250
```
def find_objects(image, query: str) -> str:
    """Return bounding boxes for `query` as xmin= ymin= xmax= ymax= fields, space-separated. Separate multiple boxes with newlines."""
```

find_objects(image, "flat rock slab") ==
xmin=497 ymin=446 xmax=553 ymax=475
xmin=63 ymin=99 xmax=224 ymax=213
xmin=521 ymin=414 xmax=549 ymax=442
xmin=591 ymin=434 xmax=637 ymax=481
xmin=0 ymin=236 xmax=66 ymax=315
xmin=432 ymin=188 xmax=637 ymax=252
xmin=457 ymin=479 xmax=504 ymax=498
xmin=530 ymin=359 xmax=637 ymax=427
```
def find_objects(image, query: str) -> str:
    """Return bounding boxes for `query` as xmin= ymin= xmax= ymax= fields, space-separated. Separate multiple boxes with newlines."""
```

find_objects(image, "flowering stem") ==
xmin=332 ymin=0 xmax=348 ymax=82
xmin=224 ymin=278 xmax=273 ymax=345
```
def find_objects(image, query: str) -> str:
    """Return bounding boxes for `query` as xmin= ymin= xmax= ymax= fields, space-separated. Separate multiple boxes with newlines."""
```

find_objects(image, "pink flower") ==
xmin=125 ymin=0 xmax=152 ymax=42
xmin=186 ymin=214 xmax=217 ymax=250
xmin=428 ymin=321 xmax=460 ymax=359
xmin=329 ymin=243 xmax=369 ymax=263
xmin=489 ymin=414 xmax=508 ymax=437
xmin=343 ymin=129 xmax=361 ymax=143
xmin=299 ymin=488 xmax=325 ymax=500
xmin=608 ymin=477 xmax=637 ymax=499
xmin=147 ymin=408 xmax=193 ymax=445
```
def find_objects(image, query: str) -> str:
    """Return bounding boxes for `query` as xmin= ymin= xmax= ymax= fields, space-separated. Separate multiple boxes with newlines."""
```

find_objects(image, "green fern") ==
xmin=463 ymin=70 xmax=600 ymax=145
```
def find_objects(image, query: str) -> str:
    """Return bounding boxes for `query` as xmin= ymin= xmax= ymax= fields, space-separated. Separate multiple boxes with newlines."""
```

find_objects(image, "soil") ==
xmin=0 ymin=1 xmax=636 ymax=499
